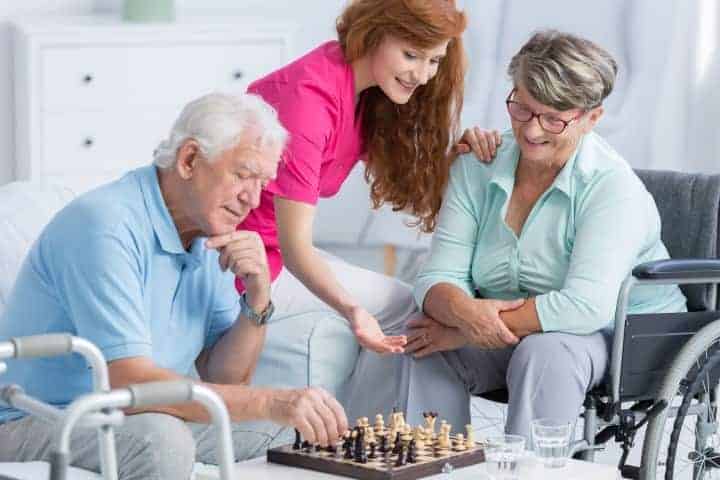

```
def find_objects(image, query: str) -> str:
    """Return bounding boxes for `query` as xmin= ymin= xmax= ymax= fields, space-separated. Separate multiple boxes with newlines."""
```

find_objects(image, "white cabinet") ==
xmin=13 ymin=16 xmax=295 ymax=194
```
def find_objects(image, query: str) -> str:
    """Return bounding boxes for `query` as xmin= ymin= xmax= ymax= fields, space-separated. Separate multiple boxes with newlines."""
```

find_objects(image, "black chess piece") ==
xmin=368 ymin=441 xmax=377 ymax=459
xmin=343 ymin=433 xmax=353 ymax=459
xmin=395 ymin=443 xmax=406 ymax=467
xmin=292 ymin=429 xmax=302 ymax=450
xmin=379 ymin=433 xmax=388 ymax=453
xmin=353 ymin=428 xmax=367 ymax=463
xmin=407 ymin=439 xmax=417 ymax=463
xmin=301 ymin=440 xmax=312 ymax=453
xmin=392 ymin=431 xmax=402 ymax=454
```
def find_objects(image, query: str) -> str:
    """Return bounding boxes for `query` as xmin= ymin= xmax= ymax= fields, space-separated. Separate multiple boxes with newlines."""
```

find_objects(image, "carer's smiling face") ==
xmin=370 ymin=35 xmax=449 ymax=104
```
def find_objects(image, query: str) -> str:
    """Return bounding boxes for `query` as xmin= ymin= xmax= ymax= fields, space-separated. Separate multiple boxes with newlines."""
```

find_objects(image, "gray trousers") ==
xmin=344 ymin=330 xmax=610 ymax=441
xmin=0 ymin=413 xmax=292 ymax=480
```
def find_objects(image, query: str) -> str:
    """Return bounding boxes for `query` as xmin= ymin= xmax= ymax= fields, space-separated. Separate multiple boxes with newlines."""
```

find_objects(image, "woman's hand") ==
xmin=348 ymin=306 xmax=407 ymax=354
xmin=459 ymin=298 xmax=524 ymax=349
xmin=455 ymin=127 xmax=502 ymax=162
xmin=405 ymin=315 xmax=468 ymax=358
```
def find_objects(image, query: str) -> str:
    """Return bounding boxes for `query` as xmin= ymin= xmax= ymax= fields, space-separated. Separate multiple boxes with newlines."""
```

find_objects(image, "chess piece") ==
xmin=413 ymin=426 xmax=425 ymax=450
xmin=293 ymin=429 xmax=302 ymax=450
xmin=423 ymin=411 xmax=438 ymax=433
xmin=454 ymin=433 xmax=467 ymax=451
xmin=302 ymin=441 xmax=312 ymax=453
xmin=343 ymin=432 xmax=354 ymax=459
xmin=379 ymin=433 xmax=389 ymax=453
xmin=392 ymin=431 xmax=402 ymax=454
xmin=369 ymin=441 xmax=377 ymax=459
xmin=407 ymin=439 xmax=417 ymax=463
xmin=374 ymin=414 xmax=385 ymax=435
xmin=465 ymin=424 xmax=475 ymax=449
xmin=395 ymin=443 xmax=406 ymax=467
xmin=366 ymin=426 xmax=376 ymax=446
xmin=353 ymin=427 xmax=366 ymax=463
xmin=400 ymin=424 xmax=412 ymax=445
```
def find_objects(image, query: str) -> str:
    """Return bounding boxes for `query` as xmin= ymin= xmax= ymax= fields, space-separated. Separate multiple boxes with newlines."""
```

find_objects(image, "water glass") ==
xmin=531 ymin=418 xmax=572 ymax=468
xmin=484 ymin=434 xmax=525 ymax=480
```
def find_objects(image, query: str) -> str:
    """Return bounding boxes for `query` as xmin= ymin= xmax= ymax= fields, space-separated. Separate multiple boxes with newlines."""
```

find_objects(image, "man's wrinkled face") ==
xmin=185 ymin=131 xmax=281 ymax=237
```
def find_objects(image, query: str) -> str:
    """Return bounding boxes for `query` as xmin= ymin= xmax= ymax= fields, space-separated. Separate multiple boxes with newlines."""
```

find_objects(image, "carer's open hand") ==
xmin=348 ymin=305 xmax=407 ymax=355
xmin=206 ymin=230 xmax=270 ymax=310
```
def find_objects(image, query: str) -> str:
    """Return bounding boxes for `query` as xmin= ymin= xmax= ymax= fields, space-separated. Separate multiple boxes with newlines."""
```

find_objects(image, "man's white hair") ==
xmin=153 ymin=92 xmax=287 ymax=168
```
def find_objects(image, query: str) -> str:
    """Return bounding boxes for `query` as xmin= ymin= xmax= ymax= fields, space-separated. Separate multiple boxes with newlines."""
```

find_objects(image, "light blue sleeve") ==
xmin=535 ymin=169 xmax=656 ymax=334
xmin=414 ymin=156 xmax=482 ymax=309
xmin=54 ymin=231 xmax=152 ymax=362
xmin=205 ymin=269 xmax=240 ymax=349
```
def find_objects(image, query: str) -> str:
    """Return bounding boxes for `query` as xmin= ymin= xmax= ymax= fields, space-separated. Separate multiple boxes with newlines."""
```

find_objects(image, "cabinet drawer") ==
xmin=40 ymin=109 xmax=180 ymax=176
xmin=40 ymin=40 xmax=285 ymax=112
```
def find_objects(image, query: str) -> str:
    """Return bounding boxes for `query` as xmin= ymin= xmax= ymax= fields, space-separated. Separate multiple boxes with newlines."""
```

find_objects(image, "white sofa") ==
xmin=0 ymin=181 xmax=359 ymax=479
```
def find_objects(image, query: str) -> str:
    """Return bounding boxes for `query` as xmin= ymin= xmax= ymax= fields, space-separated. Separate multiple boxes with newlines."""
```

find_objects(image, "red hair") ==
xmin=337 ymin=0 xmax=467 ymax=232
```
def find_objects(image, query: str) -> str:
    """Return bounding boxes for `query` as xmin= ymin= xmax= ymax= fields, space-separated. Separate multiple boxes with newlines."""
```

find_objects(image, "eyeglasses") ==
xmin=505 ymin=89 xmax=585 ymax=134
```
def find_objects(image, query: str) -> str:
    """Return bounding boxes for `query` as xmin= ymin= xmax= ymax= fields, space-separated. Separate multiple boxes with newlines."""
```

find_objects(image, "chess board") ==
xmin=266 ymin=435 xmax=485 ymax=480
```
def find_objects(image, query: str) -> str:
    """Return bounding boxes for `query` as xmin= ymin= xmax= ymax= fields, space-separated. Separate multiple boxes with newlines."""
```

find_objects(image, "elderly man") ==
xmin=0 ymin=93 xmax=348 ymax=479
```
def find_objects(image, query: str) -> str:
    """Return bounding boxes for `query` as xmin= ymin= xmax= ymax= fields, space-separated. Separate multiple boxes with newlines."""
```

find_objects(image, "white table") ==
xmin=233 ymin=455 xmax=620 ymax=479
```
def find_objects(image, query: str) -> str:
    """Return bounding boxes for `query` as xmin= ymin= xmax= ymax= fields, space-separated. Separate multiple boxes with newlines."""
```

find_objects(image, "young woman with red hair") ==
xmin=236 ymin=0 xmax=495 ymax=356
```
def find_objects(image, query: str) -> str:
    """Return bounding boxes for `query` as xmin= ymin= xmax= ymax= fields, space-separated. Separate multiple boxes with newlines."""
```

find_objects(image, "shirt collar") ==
xmin=137 ymin=165 xmax=187 ymax=256
xmin=488 ymin=134 xmax=585 ymax=198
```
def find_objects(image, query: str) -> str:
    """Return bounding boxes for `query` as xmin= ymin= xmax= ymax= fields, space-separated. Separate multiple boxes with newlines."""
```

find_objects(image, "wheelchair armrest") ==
xmin=632 ymin=259 xmax=720 ymax=281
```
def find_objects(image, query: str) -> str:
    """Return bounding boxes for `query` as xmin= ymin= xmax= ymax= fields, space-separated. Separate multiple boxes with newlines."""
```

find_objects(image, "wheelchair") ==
xmin=478 ymin=169 xmax=720 ymax=479
xmin=576 ymin=168 xmax=720 ymax=480
xmin=0 ymin=334 xmax=236 ymax=480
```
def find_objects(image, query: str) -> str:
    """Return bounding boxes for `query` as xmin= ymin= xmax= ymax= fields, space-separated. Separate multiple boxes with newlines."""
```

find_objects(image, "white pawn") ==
xmin=454 ymin=433 xmax=467 ymax=451
xmin=374 ymin=414 xmax=385 ymax=435
xmin=465 ymin=424 xmax=475 ymax=449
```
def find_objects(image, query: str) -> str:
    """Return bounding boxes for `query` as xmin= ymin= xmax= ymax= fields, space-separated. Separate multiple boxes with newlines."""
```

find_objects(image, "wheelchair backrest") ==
xmin=635 ymin=169 xmax=720 ymax=311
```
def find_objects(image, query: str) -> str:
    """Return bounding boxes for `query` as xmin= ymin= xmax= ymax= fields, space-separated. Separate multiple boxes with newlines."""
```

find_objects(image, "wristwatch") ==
xmin=240 ymin=293 xmax=275 ymax=326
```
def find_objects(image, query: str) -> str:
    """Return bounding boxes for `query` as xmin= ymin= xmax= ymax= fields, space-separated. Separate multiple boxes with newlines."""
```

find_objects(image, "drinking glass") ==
xmin=484 ymin=434 xmax=525 ymax=480
xmin=531 ymin=418 xmax=572 ymax=468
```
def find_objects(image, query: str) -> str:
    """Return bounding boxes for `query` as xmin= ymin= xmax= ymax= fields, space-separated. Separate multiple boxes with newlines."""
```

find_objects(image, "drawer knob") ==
xmin=82 ymin=74 xmax=94 ymax=84
xmin=232 ymin=70 xmax=244 ymax=80
xmin=83 ymin=137 xmax=95 ymax=148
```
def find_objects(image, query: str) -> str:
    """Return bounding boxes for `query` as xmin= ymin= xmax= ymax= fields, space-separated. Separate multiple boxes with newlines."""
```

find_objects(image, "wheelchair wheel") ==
xmin=641 ymin=319 xmax=720 ymax=479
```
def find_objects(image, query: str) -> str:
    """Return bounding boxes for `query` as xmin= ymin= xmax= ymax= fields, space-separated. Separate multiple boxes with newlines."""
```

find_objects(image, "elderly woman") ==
xmin=348 ymin=30 xmax=687 ymax=440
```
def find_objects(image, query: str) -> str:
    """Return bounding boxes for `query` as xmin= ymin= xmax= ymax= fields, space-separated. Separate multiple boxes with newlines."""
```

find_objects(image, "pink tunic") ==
xmin=236 ymin=41 xmax=365 ymax=293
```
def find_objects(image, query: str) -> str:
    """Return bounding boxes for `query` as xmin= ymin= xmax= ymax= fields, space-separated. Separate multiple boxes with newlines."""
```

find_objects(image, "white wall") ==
xmin=0 ymin=1 xmax=100 ymax=185
xmin=0 ymin=0 xmax=345 ymax=186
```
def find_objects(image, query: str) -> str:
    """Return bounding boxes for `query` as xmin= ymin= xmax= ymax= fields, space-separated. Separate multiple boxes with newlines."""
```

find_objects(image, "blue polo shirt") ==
xmin=0 ymin=166 xmax=240 ymax=423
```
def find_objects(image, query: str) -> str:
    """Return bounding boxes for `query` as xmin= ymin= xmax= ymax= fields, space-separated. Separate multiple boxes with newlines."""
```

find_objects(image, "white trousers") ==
xmin=271 ymin=249 xmax=471 ymax=429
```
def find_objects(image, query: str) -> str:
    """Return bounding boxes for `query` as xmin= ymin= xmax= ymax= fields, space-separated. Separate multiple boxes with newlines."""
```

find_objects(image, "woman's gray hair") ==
xmin=508 ymin=30 xmax=618 ymax=111
xmin=154 ymin=92 xmax=288 ymax=168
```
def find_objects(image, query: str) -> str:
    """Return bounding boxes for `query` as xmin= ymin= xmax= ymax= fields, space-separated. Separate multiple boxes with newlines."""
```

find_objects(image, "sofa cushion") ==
xmin=0 ymin=182 xmax=75 ymax=315
xmin=253 ymin=311 xmax=359 ymax=396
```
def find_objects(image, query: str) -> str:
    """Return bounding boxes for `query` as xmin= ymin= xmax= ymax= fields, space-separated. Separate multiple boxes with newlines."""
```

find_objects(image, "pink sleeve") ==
xmin=263 ymin=82 xmax=338 ymax=205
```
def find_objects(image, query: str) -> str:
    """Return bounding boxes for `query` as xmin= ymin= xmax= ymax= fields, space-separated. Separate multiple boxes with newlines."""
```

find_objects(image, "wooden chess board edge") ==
xmin=266 ymin=447 xmax=485 ymax=480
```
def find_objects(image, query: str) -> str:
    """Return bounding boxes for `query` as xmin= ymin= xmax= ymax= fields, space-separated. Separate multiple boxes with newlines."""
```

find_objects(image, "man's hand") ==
xmin=347 ymin=305 xmax=407 ymax=354
xmin=405 ymin=315 xmax=467 ymax=358
xmin=206 ymin=231 xmax=270 ymax=311
xmin=459 ymin=299 xmax=525 ymax=349
xmin=265 ymin=387 xmax=349 ymax=446
xmin=455 ymin=127 xmax=502 ymax=162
